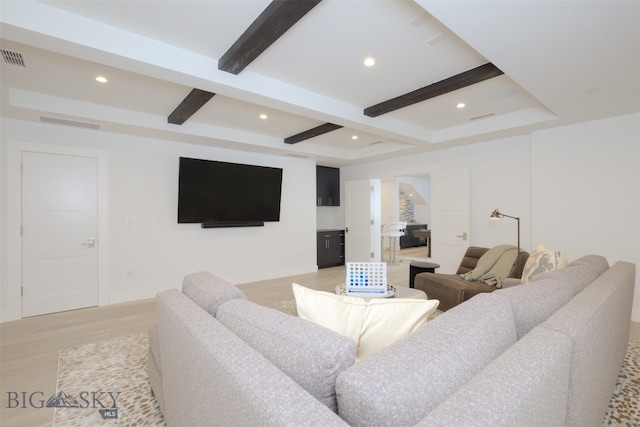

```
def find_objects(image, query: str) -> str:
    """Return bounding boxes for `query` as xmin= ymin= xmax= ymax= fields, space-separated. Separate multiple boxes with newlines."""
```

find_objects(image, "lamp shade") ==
xmin=489 ymin=209 xmax=520 ymax=254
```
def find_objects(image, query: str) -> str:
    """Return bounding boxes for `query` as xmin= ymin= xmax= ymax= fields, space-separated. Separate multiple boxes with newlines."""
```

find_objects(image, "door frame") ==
xmin=430 ymin=167 xmax=470 ymax=273
xmin=4 ymin=141 xmax=109 ymax=322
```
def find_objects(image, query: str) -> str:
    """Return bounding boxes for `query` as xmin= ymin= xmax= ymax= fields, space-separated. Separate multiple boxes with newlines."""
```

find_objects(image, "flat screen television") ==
xmin=178 ymin=157 xmax=283 ymax=227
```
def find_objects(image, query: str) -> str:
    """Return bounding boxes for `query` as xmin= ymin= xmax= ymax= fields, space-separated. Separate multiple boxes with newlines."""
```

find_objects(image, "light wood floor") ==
xmin=1 ymin=248 xmax=639 ymax=426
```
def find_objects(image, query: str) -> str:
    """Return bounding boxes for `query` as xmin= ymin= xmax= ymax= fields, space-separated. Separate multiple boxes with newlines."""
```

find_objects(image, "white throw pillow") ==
xmin=292 ymin=283 xmax=439 ymax=360
xmin=521 ymin=244 xmax=568 ymax=283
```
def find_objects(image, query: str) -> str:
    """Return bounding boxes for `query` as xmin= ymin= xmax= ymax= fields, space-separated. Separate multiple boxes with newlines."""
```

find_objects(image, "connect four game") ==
xmin=345 ymin=262 xmax=388 ymax=296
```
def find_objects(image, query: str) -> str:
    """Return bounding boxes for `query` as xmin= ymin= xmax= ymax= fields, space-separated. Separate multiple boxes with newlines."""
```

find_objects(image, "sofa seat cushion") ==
xmin=292 ymin=283 xmax=439 ymax=360
xmin=335 ymin=293 xmax=517 ymax=427
xmin=216 ymin=298 xmax=356 ymax=412
xmin=181 ymin=271 xmax=246 ymax=316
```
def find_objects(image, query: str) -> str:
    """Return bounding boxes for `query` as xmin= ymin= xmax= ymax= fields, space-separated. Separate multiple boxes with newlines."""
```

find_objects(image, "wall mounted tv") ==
xmin=178 ymin=157 xmax=283 ymax=228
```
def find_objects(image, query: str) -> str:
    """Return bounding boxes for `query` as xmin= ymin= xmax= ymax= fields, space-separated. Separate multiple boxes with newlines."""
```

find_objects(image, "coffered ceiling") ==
xmin=1 ymin=0 xmax=638 ymax=166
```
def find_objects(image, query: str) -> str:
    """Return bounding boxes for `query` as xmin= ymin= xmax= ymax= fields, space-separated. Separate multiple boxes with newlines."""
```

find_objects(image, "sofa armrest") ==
xmin=157 ymin=289 xmax=348 ymax=427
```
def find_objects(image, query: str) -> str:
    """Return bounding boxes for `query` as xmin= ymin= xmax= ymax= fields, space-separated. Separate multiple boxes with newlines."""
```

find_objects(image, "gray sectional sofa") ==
xmin=149 ymin=255 xmax=635 ymax=426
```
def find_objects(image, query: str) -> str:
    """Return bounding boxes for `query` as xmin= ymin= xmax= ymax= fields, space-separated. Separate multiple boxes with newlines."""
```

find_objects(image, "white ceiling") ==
xmin=1 ymin=0 xmax=638 ymax=166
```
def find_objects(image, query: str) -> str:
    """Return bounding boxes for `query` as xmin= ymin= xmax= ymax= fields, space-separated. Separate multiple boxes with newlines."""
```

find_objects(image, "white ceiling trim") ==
xmin=0 ymin=0 xmax=440 ymax=148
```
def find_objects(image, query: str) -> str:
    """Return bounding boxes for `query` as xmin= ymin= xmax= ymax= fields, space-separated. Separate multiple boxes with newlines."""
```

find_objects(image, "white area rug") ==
xmin=54 ymin=323 xmax=639 ymax=426
xmin=602 ymin=340 xmax=640 ymax=426
xmin=54 ymin=332 xmax=166 ymax=426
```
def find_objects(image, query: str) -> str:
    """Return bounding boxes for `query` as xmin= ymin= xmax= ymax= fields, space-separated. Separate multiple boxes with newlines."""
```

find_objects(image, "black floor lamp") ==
xmin=490 ymin=209 xmax=520 ymax=255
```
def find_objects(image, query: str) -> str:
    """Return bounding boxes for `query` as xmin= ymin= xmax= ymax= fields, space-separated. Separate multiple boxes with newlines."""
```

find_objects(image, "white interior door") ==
xmin=345 ymin=179 xmax=381 ymax=262
xmin=430 ymin=167 xmax=470 ymax=273
xmin=22 ymin=152 xmax=99 ymax=317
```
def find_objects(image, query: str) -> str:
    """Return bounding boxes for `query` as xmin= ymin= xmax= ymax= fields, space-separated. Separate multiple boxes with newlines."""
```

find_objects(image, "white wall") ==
xmin=342 ymin=134 xmax=533 ymax=251
xmin=380 ymin=178 xmax=398 ymax=226
xmin=342 ymin=113 xmax=640 ymax=322
xmin=2 ymin=114 xmax=638 ymax=322
xmin=316 ymin=206 xmax=343 ymax=230
xmin=1 ymin=118 xmax=318 ymax=321
xmin=531 ymin=113 xmax=640 ymax=321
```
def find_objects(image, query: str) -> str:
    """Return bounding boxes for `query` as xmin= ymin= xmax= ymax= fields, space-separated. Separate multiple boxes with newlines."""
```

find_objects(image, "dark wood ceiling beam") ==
xmin=218 ymin=0 xmax=322 ymax=75
xmin=364 ymin=63 xmax=504 ymax=118
xmin=168 ymin=88 xmax=216 ymax=125
xmin=285 ymin=123 xmax=343 ymax=144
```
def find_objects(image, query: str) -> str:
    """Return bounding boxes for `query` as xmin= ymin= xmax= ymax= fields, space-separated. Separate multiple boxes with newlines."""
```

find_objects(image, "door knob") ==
xmin=456 ymin=232 xmax=468 ymax=240
xmin=81 ymin=238 xmax=96 ymax=248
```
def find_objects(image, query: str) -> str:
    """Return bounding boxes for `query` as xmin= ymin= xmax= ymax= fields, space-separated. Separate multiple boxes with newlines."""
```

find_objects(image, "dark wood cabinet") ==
xmin=400 ymin=224 xmax=428 ymax=249
xmin=316 ymin=166 xmax=340 ymax=206
xmin=317 ymin=230 xmax=345 ymax=268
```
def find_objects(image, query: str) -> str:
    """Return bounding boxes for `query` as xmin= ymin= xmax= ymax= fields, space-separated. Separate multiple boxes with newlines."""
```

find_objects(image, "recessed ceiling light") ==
xmin=363 ymin=57 xmax=375 ymax=67
xmin=95 ymin=76 xmax=108 ymax=83
xmin=456 ymin=102 xmax=466 ymax=109
xmin=352 ymin=135 xmax=358 ymax=140
xmin=259 ymin=113 xmax=268 ymax=120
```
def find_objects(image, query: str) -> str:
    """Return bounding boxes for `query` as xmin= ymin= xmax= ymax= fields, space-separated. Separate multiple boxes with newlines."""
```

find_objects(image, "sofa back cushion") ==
xmin=216 ymin=298 xmax=356 ymax=413
xmin=530 ymin=255 xmax=608 ymax=295
xmin=181 ymin=271 xmax=246 ymax=316
xmin=416 ymin=326 xmax=572 ymax=427
xmin=494 ymin=278 xmax=575 ymax=339
xmin=335 ymin=293 xmax=517 ymax=427
xmin=539 ymin=261 xmax=635 ymax=427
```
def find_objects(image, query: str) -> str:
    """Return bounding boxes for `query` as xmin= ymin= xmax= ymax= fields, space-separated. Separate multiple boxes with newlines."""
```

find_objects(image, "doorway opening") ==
xmin=381 ymin=175 xmax=431 ymax=262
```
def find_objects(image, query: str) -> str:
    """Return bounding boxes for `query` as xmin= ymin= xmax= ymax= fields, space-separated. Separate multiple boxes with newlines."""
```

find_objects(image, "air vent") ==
xmin=284 ymin=153 xmax=311 ymax=159
xmin=469 ymin=113 xmax=496 ymax=121
xmin=426 ymin=33 xmax=446 ymax=46
xmin=39 ymin=116 xmax=101 ymax=130
xmin=1 ymin=49 xmax=26 ymax=68
xmin=369 ymin=141 xmax=384 ymax=146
